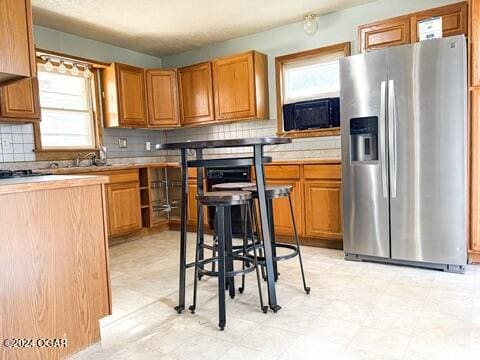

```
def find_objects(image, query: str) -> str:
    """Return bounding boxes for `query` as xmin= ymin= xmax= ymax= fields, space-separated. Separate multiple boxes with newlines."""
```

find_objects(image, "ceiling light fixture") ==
xmin=304 ymin=14 xmax=318 ymax=36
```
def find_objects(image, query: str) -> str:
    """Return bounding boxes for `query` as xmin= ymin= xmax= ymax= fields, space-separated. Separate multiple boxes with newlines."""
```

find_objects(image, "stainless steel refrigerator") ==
xmin=340 ymin=35 xmax=467 ymax=272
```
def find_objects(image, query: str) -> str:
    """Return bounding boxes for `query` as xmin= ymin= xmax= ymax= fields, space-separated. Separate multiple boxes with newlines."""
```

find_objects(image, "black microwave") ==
xmin=282 ymin=97 xmax=340 ymax=132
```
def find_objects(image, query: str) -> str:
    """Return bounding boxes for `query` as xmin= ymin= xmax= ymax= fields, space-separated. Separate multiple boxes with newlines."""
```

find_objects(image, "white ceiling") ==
xmin=32 ymin=0 xmax=374 ymax=57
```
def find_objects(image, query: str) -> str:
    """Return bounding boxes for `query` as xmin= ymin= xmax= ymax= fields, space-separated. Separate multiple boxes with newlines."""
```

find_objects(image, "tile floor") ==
xmin=69 ymin=231 xmax=480 ymax=360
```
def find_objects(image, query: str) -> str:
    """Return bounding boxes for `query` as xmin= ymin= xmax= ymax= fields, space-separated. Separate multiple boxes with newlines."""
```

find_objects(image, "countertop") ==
xmin=38 ymin=159 xmax=341 ymax=175
xmin=0 ymin=175 xmax=109 ymax=195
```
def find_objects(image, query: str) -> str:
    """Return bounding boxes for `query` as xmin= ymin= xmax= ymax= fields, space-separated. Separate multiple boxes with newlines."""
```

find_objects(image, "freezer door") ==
xmin=387 ymin=36 xmax=467 ymax=266
xmin=340 ymin=51 xmax=390 ymax=258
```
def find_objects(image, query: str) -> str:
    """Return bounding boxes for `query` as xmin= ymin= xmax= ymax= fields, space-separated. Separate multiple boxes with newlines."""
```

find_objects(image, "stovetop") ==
xmin=0 ymin=169 xmax=52 ymax=179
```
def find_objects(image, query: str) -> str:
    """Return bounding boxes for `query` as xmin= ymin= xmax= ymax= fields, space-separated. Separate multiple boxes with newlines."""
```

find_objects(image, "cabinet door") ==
xmin=471 ymin=0 xmax=480 ymax=87
xmin=410 ymin=2 xmax=467 ymax=42
xmin=178 ymin=62 xmax=215 ymax=125
xmin=471 ymin=89 xmax=480 ymax=254
xmin=213 ymin=52 xmax=256 ymax=120
xmin=304 ymin=181 xmax=342 ymax=240
xmin=145 ymin=69 xmax=180 ymax=127
xmin=359 ymin=17 xmax=411 ymax=53
xmin=0 ymin=77 xmax=40 ymax=120
xmin=106 ymin=181 xmax=141 ymax=237
xmin=117 ymin=64 xmax=147 ymax=126
xmin=187 ymin=181 xmax=198 ymax=225
xmin=0 ymin=0 xmax=36 ymax=83
xmin=267 ymin=180 xmax=303 ymax=237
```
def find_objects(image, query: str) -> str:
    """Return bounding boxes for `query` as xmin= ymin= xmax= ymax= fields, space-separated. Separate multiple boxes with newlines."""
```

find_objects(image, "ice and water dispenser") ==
xmin=350 ymin=116 xmax=378 ymax=162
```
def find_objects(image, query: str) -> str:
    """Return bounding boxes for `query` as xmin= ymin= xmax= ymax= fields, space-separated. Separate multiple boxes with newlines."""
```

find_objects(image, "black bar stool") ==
xmin=211 ymin=182 xmax=263 ymax=294
xmin=191 ymin=191 xmax=267 ymax=330
xmin=243 ymin=184 xmax=310 ymax=295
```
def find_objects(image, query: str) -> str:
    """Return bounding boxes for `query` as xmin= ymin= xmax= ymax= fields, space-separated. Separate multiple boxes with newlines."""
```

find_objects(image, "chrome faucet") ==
xmin=76 ymin=152 xmax=97 ymax=167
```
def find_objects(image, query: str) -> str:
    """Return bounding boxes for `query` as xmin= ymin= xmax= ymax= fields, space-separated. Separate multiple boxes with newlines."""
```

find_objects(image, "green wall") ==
xmin=33 ymin=25 xmax=162 ymax=68
xmin=162 ymin=0 xmax=459 ymax=119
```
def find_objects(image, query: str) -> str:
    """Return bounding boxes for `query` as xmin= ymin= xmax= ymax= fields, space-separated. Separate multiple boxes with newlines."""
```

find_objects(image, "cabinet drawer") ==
xmin=94 ymin=169 xmax=139 ymax=184
xmin=304 ymin=164 xmax=341 ymax=180
xmin=265 ymin=165 xmax=300 ymax=179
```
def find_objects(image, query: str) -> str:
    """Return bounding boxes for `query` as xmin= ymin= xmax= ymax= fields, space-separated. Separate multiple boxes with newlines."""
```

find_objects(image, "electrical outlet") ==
xmin=118 ymin=138 xmax=128 ymax=148
xmin=145 ymin=141 xmax=151 ymax=151
xmin=2 ymin=138 xmax=11 ymax=151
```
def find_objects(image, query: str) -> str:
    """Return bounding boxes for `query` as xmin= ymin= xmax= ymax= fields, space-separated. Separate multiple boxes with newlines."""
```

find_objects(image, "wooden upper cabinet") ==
xmin=410 ymin=2 xmax=467 ymax=42
xmin=178 ymin=62 xmax=215 ymax=125
xmin=102 ymin=63 xmax=147 ymax=128
xmin=0 ymin=77 xmax=40 ymax=121
xmin=359 ymin=16 xmax=411 ymax=53
xmin=359 ymin=2 xmax=468 ymax=53
xmin=145 ymin=69 xmax=180 ymax=128
xmin=0 ymin=0 xmax=36 ymax=84
xmin=212 ymin=51 xmax=269 ymax=121
xmin=471 ymin=0 xmax=480 ymax=86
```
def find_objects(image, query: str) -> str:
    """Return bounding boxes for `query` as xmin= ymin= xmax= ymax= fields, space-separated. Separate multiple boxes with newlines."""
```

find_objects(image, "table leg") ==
xmin=267 ymin=198 xmax=279 ymax=281
xmin=253 ymin=145 xmax=280 ymax=312
xmin=225 ymin=206 xmax=235 ymax=299
xmin=175 ymin=149 xmax=188 ymax=313
xmin=196 ymin=149 xmax=204 ymax=279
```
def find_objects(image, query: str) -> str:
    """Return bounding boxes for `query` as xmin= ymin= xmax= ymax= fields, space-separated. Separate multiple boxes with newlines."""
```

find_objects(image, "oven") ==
xmin=205 ymin=166 xmax=251 ymax=237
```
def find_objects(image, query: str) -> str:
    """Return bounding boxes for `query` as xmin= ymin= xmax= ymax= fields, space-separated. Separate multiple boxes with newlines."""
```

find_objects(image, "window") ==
xmin=37 ymin=63 xmax=96 ymax=149
xmin=282 ymin=53 xmax=342 ymax=104
xmin=276 ymin=42 xmax=350 ymax=137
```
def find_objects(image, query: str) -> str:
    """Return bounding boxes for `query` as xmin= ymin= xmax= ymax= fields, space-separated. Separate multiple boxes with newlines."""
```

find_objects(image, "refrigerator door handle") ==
xmin=380 ymin=80 xmax=388 ymax=198
xmin=388 ymin=79 xmax=397 ymax=198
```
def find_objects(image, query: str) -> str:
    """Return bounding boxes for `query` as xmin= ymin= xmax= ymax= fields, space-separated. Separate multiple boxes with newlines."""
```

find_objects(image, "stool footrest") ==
xmin=192 ymin=253 xmax=257 ymax=278
xmin=249 ymin=242 xmax=299 ymax=263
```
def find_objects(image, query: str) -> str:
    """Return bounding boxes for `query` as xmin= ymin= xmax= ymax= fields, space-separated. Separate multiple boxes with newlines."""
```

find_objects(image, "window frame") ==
xmin=33 ymin=50 xmax=107 ymax=160
xmin=275 ymin=42 xmax=351 ymax=138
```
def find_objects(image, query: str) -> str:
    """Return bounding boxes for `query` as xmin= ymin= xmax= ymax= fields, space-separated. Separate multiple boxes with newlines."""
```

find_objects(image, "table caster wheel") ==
xmin=188 ymin=305 xmax=195 ymax=314
xmin=262 ymin=306 xmax=268 ymax=314
xmin=270 ymin=305 xmax=281 ymax=313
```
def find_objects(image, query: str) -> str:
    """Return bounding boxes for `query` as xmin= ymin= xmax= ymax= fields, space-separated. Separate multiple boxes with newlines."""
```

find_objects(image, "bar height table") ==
xmin=158 ymin=137 xmax=291 ymax=312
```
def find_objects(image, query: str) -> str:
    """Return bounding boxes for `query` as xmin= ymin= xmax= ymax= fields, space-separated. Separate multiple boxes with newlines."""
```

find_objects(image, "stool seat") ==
xmin=212 ymin=182 xmax=255 ymax=191
xmin=197 ymin=191 xmax=252 ymax=205
xmin=242 ymin=185 xmax=293 ymax=198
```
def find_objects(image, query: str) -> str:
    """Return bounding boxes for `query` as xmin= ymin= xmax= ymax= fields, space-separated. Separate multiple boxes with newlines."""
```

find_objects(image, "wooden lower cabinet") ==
xmin=106 ymin=181 xmax=141 ymax=236
xmin=267 ymin=180 xmax=303 ymax=236
xmin=188 ymin=180 xmax=198 ymax=225
xmin=303 ymin=180 xmax=342 ymax=240
xmin=265 ymin=163 xmax=342 ymax=243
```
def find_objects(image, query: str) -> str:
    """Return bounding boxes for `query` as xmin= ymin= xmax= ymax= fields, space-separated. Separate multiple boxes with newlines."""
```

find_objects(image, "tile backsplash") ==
xmin=165 ymin=118 xmax=341 ymax=160
xmin=103 ymin=128 xmax=166 ymax=158
xmin=1 ymin=118 xmax=341 ymax=164
xmin=0 ymin=123 xmax=168 ymax=163
xmin=0 ymin=123 xmax=35 ymax=162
